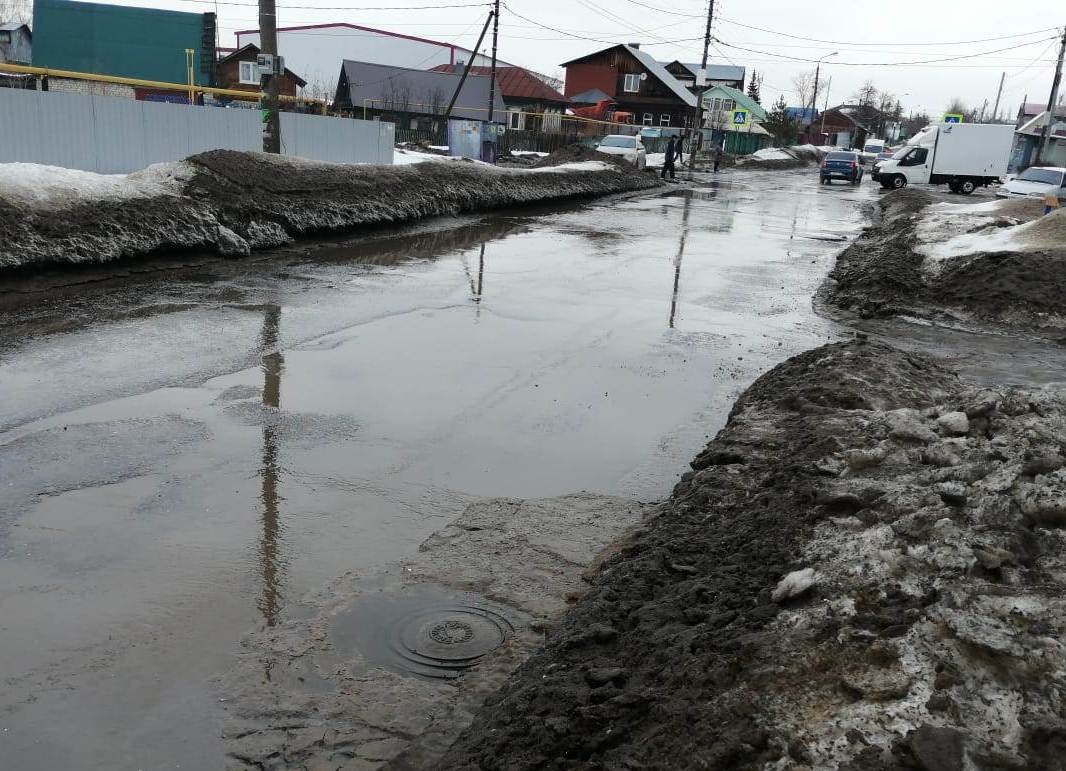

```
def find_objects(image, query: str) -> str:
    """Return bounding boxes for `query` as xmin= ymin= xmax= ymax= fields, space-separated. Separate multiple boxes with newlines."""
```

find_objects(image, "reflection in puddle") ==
xmin=258 ymin=304 xmax=286 ymax=626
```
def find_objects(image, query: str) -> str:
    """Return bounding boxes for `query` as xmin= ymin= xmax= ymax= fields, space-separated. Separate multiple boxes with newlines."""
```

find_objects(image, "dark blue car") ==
xmin=820 ymin=151 xmax=863 ymax=185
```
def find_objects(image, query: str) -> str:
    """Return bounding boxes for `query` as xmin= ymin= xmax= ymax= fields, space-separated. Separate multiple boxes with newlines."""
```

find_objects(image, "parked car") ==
xmin=595 ymin=135 xmax=647 ymax=169
xmin=996 ymin=166 xmax=1066 ymax=202
xmin=859 ymin=139 xmax=887 ymax=164
xmin=820 ymin=150 xmax=864 ymax=184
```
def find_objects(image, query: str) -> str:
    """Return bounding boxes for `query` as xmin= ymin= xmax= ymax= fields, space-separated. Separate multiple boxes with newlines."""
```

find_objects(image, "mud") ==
xmin=438 ymin=339 xmax=1066 ymax=770
xmin=218 ymin=494 xmax=651 ymax=770
xmin=0 ymin=150 xmax=661 ymax=271
xmin=821 ymin=189 xmax=1066 ymax=331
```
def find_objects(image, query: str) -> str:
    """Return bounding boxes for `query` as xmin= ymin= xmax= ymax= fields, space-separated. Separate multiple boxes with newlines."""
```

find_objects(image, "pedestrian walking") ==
xmin=713 ymin=142 xmax=725 ymax=173
xmin=661 ymin=137 xmax=677 ymax=180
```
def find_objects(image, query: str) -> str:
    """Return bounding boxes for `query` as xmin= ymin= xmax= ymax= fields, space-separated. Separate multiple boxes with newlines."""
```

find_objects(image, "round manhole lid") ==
xmin=389 ymin=606 xmax=514 ymax=676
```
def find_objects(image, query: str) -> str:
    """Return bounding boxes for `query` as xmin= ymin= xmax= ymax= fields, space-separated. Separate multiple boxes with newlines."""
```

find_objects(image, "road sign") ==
xmin=732 ymin=109 xmax=748 ymax=126
xmin=943 ymin=113 xmax=964 ymax=124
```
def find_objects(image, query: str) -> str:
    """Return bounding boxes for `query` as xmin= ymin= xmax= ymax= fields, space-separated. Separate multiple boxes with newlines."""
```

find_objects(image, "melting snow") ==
xmin=0 ymin=161 xmax=192 ymax=207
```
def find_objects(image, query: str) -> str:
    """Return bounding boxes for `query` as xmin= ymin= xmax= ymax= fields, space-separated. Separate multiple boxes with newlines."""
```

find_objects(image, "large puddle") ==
xmin=0 ymin=170 xmax=871 ymax=769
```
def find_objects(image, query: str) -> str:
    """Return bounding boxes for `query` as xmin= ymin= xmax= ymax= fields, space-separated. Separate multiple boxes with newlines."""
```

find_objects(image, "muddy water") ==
xmin=0 ymin=170 xmax=870 ymax=770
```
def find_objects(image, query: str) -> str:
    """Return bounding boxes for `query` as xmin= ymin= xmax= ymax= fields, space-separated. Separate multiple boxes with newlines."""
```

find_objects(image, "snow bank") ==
xmin=510 ymin=150 xmax=549 ymax=158
xmin=752 ymin=147 xmax=793 ymax=161
xmin=0 ymin=161 xmax=192 ymax=207
xmin=915 ymin=199 xmax=1062 ymax=261
xmin=0 ymin=150 xmax=662 ymax=270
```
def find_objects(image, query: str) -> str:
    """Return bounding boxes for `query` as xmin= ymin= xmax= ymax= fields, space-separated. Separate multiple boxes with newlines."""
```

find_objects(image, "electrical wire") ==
xmin=713 ymin=36 xmax=1060 ymax=67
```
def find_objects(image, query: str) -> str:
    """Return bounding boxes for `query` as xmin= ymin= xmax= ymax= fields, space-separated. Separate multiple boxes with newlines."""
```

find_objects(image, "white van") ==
xmin=871 ymin=123 xmax=1014 ymax=194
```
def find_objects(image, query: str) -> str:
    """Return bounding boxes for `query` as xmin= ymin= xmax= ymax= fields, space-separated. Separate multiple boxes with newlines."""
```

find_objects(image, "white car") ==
xmin=859 ymin=140 xmax=887 ymax=165
xmin=997 ymin=166 xmax=1066 ymax=202
xmin=595 ymin=135 xmax=647 ymax=169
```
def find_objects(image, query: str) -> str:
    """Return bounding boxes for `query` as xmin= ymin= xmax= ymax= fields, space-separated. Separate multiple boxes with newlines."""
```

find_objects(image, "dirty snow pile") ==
xmin=0 ymin=161 xmax=193 ymax=207
xmin=915 ymin=199 xmax=1062 ymax=261
xmin=439 ymin=339 xmax=1066 ymax=770
xmin=752 ymin=147 xmax=794 ymax=161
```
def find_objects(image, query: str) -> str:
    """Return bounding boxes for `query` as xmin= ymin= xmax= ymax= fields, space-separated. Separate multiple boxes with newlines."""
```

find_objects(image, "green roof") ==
xmin=702 ymin=84 xmax=766 ymax=121
xmin=33 ymin=0 xmax=212 ymax=85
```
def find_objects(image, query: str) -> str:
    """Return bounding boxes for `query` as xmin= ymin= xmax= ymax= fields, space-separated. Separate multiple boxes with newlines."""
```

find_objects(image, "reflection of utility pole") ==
xmin=668 ymin=194 xmax=693 ymax=329
xmin=258 ymin=305 xmax=285 ymax=625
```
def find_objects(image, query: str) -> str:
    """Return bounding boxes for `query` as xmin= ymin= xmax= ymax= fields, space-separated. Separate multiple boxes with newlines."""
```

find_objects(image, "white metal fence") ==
xmin=0 ymin=87 xmax=395 ymax=173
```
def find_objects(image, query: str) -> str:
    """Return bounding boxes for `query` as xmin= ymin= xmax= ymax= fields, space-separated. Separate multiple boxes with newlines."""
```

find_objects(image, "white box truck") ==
xmin=871 ymin=123 xmax=1014 ymax=194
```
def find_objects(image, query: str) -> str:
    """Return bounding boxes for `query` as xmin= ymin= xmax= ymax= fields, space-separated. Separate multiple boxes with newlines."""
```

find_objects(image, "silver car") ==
xmin=595 ymin=135 xmax=648 ymax=170
xmin=997 ymin=166 xmax=1066 ymax=202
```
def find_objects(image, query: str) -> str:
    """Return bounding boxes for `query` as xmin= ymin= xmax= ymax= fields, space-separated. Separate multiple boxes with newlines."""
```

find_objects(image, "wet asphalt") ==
xmin=0 ymin=168 xmax=872 ymax=769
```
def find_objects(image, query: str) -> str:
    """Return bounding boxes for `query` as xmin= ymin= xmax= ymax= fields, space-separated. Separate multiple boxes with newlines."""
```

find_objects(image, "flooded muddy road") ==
xmin=0 ymin=170 xmax=869 ymax=769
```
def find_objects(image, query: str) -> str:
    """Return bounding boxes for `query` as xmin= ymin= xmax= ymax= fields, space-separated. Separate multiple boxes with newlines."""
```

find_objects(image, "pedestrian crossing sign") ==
xmin=943 ymin=113 xmax=964 ymax=124
xmin=732 ymin=109 xmax=748 ymax=126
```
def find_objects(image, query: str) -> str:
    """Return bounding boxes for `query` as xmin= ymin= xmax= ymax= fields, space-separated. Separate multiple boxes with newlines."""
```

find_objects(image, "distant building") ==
xmin=334 ymin=59 xmax=505 ymax=131
xmin=561 ymin=44 xmax=696 ymax=129
xmin=804 ymin=104 xmax=882 ymax=148
xmin=216 ymin=44 xmax=306 ymax=98
xmin=429 ymin=64 xmax=568 ymax=131
xmin=1011 ymin=110 xmax=1066 ymax=170
xmin=661 ymin=61 xmax=744 ymax=92
xmin=0 ymin=22 xmax=32 ymax=64
xmin=236 ymin=23 xmax=505 ymax=99
xmin=701 ymin=84 xmax=769 ymax=154
xmin=32 ymin=0 xmax=216 ymax=100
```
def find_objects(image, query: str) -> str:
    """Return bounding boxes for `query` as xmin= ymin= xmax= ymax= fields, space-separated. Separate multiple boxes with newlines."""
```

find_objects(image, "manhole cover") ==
xmin=391 ymin=606 xmax=514 ymax=677
xmin=331 ymin=590 xmax=520 ymax=681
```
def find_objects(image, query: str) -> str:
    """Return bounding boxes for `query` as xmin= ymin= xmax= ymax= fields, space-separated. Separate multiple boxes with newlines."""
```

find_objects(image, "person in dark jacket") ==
xmin=713 ymin=141 xmax=725 ymax=173
xmin=661 ymin=137 xmax=677 ymax=180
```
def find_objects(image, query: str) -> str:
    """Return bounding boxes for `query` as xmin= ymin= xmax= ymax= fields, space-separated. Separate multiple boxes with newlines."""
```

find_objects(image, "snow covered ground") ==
xmin=915 ymin=199 xmax=1064 ymax=261
xmin=0 ymin=161 xmax=193 ymax=207
xmin=752 ymin=147 xmax=794 ymax=161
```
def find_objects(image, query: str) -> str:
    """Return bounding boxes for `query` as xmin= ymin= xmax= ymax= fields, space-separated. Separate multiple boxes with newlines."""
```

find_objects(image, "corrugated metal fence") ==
xmin=0 ymin=87 xmax=395 ymax=172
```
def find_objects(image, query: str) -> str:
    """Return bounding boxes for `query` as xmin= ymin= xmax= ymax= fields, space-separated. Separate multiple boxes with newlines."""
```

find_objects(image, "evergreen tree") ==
xmin=764 ymin=95 xmax=796 ymax=145
xmin=746 ymin=71 xmax=762 ymax=105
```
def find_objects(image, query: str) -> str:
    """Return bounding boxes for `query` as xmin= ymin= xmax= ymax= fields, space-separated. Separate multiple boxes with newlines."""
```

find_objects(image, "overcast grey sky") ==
xmin=99 ymin=0 xmax=1063 ymax=117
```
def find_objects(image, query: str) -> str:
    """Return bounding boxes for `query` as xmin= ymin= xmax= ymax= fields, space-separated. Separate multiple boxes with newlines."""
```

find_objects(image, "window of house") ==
xmin=0 ymin=31 xmax=11 ymax=44
xmin=642 ymin=113 xmax=653 ymax=125
xmin=508 ymin=110 xmax=525 ymax=130
xmin=723 ymin=99 xmax=735 ymax=111
xmin=238 ymin=60 xmax=259 ymax=86
xmin=624 ymin=73 xmax=641 ymax=93
xmin=660 ymin=114 xmax=671 ymax=126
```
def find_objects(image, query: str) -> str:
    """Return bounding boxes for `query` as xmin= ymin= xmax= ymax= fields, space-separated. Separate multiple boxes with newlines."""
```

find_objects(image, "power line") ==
xmin=713 ymin=36 xmax=1061 ymax=67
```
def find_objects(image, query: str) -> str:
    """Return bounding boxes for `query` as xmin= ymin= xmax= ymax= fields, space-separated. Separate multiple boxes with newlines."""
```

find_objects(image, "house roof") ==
xmin=560 ymin=44 xmax=696 ymax=108
xmin=665 ymin=61 xmax=745 ymax=83
xmin=335 ymin=59 xmax=506 ymax=121
xmin=1022 ymin=102 xmax=1066 ymax=117
xmin=218 ymin=43 xmax=307 ymax=87
xmin=785 ymin=106 xmax=817 ymax=122
xmin=569 ymin=88 xmax=612 ymax=105
xmin=624 ymin=46 xmax=696 ymax=107
xmin=702 ymin=84 xmax=765 ymax=120
xmin=1017 ymin=111 xmax=1066 ymax=138
xmin=429 ymin=64 xmax=568 ymax=105
xmin=824 ymin=104 xmax=878 ymax=130
xmin=0 ymin=22 xmax=30 ymax=35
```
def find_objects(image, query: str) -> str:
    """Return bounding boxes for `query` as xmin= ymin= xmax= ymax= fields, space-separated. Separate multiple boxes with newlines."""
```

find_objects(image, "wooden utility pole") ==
xmin=444 ymin=11 xmax=494 ymax=121
xmin=687 ymin=0 xmax=714 ymax=172
xmin=1034 ymin=26 xmax=1066 ymax=166
xmin=487 ymin=0 xmax=499 ymax=122
xmin=992 ymin=72 xmax=1006 ymax=122
xmin=259 ymin=0 xmax=281 ymax=153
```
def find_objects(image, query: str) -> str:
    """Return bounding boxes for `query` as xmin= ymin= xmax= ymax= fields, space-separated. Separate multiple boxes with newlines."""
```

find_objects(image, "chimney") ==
xmin=628 ymin=42 xmax=641 ymax=49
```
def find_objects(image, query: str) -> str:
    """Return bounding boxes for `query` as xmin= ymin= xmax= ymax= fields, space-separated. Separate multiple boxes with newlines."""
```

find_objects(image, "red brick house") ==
xmin=561 ymin=44 xmax=696 ymax=129
xmin=430 ymin=64 xmax=569 ymax=131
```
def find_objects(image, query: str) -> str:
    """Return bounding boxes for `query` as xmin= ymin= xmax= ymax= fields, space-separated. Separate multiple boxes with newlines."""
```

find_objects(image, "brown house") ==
xmin=561 ymin=44 xmax=696 ymax=130
xmin=215 ymin=44 xmax=306 ymax=97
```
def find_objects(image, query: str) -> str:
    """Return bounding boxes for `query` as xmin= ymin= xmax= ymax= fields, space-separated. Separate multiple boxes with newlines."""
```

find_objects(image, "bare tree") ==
xmin=792 ymin=70 xmax=816 ymax=108
xmin=851 ymin=80 xmax=878 ymax=108
xmin=0 ymin=0 xmax=32 ymax=25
